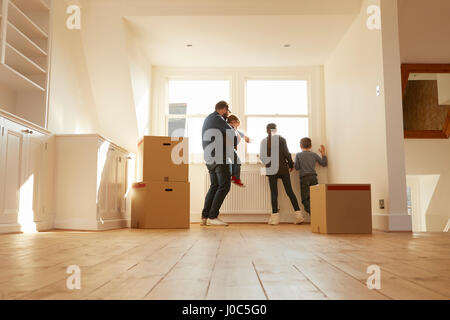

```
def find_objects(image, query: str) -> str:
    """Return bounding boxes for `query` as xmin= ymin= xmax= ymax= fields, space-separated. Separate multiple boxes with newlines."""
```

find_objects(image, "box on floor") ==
xmin=310 ymin=184 xmax=372 ymax=234
xmin=131 ymin=181 xmax=190 ymax=229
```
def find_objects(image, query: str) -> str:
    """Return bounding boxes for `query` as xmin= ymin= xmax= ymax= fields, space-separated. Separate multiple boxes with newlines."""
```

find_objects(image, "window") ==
xmin=245 ymin=80 xmax=310 ymax=154
xmin=407 ymin=186 xmax=413 ymax=215
xmin=167 ymin=80 xmax=230 ymax=155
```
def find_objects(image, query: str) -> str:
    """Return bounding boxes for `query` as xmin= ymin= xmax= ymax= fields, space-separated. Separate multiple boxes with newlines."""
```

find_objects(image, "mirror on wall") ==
xmin=401 ymin=65 xmax=450 ymax=139
xmin=403 ymin=73 xmax=450 ymax=131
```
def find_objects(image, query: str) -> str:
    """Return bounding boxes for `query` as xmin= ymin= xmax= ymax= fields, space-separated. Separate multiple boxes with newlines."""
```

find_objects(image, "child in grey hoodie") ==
xmin=294 ymin=137 xmax=328 ymax=222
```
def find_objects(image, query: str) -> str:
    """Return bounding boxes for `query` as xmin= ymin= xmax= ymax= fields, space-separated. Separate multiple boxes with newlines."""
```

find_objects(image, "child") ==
xmin=227 ymin=114 xmax=251 ymax=187
xmin=294 ymin=137 xmax=328 ymax=223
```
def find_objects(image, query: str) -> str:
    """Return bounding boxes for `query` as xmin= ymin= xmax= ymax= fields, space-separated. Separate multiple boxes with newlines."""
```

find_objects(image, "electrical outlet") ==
xmin=376 ymin=85 xmax=381 ymax=96
xmin=379 ymin=199 xmax=385 ymax=210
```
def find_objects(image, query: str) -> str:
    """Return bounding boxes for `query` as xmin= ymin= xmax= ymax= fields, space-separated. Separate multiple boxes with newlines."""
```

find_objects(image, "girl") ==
xmin=259 ymin=123 xmax=304 ymax=225
xmin=227 ymin=114 xmax=251 ymax=187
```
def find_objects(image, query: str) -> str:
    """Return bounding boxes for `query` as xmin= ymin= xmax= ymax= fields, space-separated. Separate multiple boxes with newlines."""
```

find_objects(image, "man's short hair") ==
xmin=215 ymin=101 xmax=229 ymax=112
xmin=300 ymin=137 xmax=312 ymax=149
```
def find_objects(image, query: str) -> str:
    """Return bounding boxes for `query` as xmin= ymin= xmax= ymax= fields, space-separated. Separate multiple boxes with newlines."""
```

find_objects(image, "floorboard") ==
xmin=0 ymin=225 xmax=448 ymax=300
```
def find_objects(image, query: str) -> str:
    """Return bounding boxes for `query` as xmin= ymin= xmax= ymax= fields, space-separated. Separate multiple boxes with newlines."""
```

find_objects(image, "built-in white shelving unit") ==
xmin=0 ymin=0 xmax=52 ymax=128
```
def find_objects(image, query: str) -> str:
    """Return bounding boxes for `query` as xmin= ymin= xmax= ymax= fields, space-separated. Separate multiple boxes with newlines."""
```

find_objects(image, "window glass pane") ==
xmin=169 ymin=80 xmax=230 ymax=115
xmin=168 ymin=117 xmax=205 ymax=155
xmin=407 ymin=186 xmax=413 ymax=215
xmin=246 ymin=117 xmax=309 ymax=154
xmin=246 ymin=80 xmax=308 ymax=115
xmin=168 ymin=118 xmax=186 ymax=138
xmin=169 ymin=103 xmax=187 ymax=115
xmin=186 ymin=118 xmax=205 ymax=154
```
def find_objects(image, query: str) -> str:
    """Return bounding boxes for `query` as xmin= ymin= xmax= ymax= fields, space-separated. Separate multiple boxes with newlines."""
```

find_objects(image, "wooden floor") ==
xmin=0 ymin=224 xmax=449 ymax=300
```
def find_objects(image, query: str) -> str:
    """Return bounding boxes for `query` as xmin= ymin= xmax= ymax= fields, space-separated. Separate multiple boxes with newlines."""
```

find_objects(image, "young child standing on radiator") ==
xmin=227 ymin=114 xmax=251 ymax=187
xmin=294 ymin=137 xmax=328 ymax=223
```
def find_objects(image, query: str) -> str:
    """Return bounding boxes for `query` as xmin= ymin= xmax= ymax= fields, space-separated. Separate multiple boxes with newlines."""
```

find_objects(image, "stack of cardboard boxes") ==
xmin=131 ymin=136 xmax=190 ymax=229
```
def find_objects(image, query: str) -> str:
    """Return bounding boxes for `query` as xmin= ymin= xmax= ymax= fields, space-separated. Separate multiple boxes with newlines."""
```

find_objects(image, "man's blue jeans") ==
xmin=202 ymin=163 xmax=232 ymax=219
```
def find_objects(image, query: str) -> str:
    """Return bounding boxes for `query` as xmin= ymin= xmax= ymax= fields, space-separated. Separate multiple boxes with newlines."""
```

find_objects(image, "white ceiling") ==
xmin=126 ymin=14 xmax=359 ymax=67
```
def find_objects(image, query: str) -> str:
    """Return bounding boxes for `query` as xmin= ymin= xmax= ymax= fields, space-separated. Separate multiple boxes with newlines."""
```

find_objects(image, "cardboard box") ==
xmin=131 ymin=181 xmax=190 ymax=229
xmin=137 ymin=136 xmax=189 ymax=183
xmin=310 ymin=184 xmax=372 ymax=234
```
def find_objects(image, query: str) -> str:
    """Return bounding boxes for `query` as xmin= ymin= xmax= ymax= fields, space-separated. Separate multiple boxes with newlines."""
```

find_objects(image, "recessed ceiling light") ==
xmin=186 ymin=44 xmax=193 ymax=47
xmin=283 ymin=44 xmax=291 ymax=48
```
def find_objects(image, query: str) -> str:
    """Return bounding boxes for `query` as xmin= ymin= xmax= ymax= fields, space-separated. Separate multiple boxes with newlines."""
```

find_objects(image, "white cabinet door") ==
xmin=106 ymin=147 xmax=118 ymax=219
xmin=37 ymin=136 xmax=54 ymax=224
xmin=96 ymin=142 xmax=130 ymax=221
xmin=97 ymin=142 xmax=119 ymax=221
xmin=117 ymin=151 xmax=128 ymax=217
xmin=22 ymin=131 xmax=47 ymax=223
xmin=97 ymin=141 xmax=109 ymax=221
xmin=0 ymin=120 xmax=25 ymax=224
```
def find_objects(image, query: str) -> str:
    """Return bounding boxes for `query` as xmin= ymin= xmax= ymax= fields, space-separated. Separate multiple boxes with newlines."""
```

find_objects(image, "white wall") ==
xmin=398 ymin=0 xmax=450 ymax=232
xmin=325 ymin=0 xmax=386 ymax=217
xmin=379 ymin=0 xmax=409 ymax=225
xmin=151 ymin=66 xmax=327 ymax=223
xmin=398 ymin=0 xmax=450 ymax=63
xmin=47 ymin=0 xmax=101 ymax=135
xmin=74 ymin=0 xmax=363 ymax=154
xmin=48 ymin=1 xmax=152 ymax=153
xmin=79 ymin=3 xmax=140 ymax=153
xmin=324 ymin=0 xmax=410 ymax=231
xmin=405 ymin=140 xmax=450 ymax=232
xmin=124 ymin=20 xmax=152 ymax=139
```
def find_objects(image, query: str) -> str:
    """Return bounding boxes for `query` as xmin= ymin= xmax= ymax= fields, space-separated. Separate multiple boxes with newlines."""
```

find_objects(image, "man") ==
xmin=201 ymin=101 xmax=237 ymax=226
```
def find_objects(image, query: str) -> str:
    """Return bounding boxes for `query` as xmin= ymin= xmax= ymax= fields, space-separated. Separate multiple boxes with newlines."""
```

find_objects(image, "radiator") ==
xmin=205 ymin=170 xmax=271 ymax=214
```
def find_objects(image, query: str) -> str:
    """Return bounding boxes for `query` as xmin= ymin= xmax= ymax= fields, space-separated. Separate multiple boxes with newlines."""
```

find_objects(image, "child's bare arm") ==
xmin=319 ymin=145 xmax=327 ymax=156
xmin=316 ymin=146 xmax=328 ymax=167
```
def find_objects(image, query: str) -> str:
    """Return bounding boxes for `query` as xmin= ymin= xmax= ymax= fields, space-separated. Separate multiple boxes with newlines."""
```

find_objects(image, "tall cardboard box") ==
xmin=137 ymin=136 xmax=189 ymax=182
xmin=310 ymin=184 xmax=372 ymax=234
xmin=131 ymin=181 xmax=190 ymax=229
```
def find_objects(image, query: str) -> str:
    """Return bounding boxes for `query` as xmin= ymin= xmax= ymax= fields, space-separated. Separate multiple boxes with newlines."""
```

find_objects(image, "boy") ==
xmin=294 ymin=138 xmax=328 ymax=223
xmin=227 ymin=114 xmax=251 ymax=187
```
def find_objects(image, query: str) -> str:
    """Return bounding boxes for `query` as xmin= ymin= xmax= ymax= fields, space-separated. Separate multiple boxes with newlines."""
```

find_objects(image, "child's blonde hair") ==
xmin=227 ymin=114 xmax=240 ymax=124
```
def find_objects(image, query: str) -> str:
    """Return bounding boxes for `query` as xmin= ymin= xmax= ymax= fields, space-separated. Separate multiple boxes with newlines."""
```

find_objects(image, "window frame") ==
xmin=243 ymin=77 xmax=312 ymax=159
xmin=154 ymin=68 xmax=317 ymax=165
xmin=164 ymin=77 xmax=233 ymax=157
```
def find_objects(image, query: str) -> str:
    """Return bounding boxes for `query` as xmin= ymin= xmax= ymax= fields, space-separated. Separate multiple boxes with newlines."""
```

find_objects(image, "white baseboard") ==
xmin=97 ymin=219 xmax=129 ymax=230
xmin=54 ymin=218 xmax=129 ymax=231
xmin=35 ymin=220 xmax=54 ymax=232
xmin=373 ymin=214 xmax=412 ymax=232
xmin=54 ymin=218 xmax=99 ymax=231
xmin=0 ymin=223 xmax=21 ymax=234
